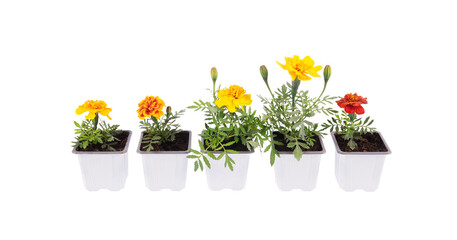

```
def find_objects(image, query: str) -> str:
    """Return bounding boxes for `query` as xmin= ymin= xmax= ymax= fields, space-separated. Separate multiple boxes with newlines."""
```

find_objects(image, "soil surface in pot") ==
xmin=273 ymin=132 xmax=323 ymax=152
xmin=203 ymin=138 xmax=250 ymax=152
xmin=140 ymin=131 xmax=189 ymax=152
xmin=335 ymin=132 xmax=388 ymax=152
xmin=76 ymin=130 xmax=130 ymax=152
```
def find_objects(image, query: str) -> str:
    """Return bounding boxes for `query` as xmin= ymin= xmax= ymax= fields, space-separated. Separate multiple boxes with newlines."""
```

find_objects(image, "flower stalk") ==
xmin=211 ymin=67 xmax=218 ymax=101
xmin=93 ymin=113 xmax=99 ymax=130
xmin=291 ymin=77 xmax=301 ymax=110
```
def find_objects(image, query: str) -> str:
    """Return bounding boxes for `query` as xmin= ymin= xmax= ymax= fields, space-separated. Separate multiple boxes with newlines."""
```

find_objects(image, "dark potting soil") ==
xmin=272 ymin=132 xmax=323 ymax=152
xmin=140 ymin=131 xmax=190 ymax=152
xmin=203 ymin=138 xmax=250 ymax=152
xmin=335 ymin=132 xmax=388 ymax=152
xmin=76 ymin=130 xmax=130 ymax=152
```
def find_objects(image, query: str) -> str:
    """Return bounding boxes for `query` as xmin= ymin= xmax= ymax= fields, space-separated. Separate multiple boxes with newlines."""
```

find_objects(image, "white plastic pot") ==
xmin=73 ymin=130 xmax=132 ymax=191
xmin=137 ymin=131 xmax=191 ymax=191
xmin=331 ymin=132 xmax=391 ymax=192
xmin=204 ymin=150 xmax=252 ymax=191
xmin=274 ymin=135 xmax=325 ymax=191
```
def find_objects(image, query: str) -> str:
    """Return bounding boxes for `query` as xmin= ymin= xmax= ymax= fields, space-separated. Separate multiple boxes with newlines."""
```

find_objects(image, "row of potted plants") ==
xmin=72 ymin=55 xmax=391 ymax=192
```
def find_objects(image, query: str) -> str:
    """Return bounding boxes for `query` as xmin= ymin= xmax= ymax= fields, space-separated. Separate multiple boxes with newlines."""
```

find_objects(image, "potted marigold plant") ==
xmin=136 ymin=96 xmax=190 ymax=191
xmin=322 ymin=93 xmax=391 ymax=191
xmin=187 ymin=67 xmax=268 ymax=190
xmin=259 ymin=55 xmax=336 ymax=191
xmin=72 ymin=100 xmax=132 ymax=191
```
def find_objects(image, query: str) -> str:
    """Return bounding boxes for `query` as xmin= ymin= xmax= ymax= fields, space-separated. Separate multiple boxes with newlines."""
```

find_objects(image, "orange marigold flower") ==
xmin=336 ymin=93 xmax=368 ymax=115
xmin=137 ymin=96 xmax=165 ymax=120
xmin=76 ymin=100 xmax=112 ymax=120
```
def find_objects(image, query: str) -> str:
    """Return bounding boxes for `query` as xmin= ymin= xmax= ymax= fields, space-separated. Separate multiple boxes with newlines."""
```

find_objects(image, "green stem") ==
xmin=93 ymin=113 xmax=99 ymax=131
xmin=291 ymin=77 xmax=300 ymax=110
xmin=212 ymin=81 xmax=216 ymax=101
xmin=309 ymin=81 xmax=328 ymax=110
xmin=265 ymin=82 xmax=274 ymax=99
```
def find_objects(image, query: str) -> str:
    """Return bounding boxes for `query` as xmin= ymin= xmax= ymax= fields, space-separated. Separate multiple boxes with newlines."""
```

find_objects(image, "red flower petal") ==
xmin=344 ymin=105 xmax=356 ymax=114
xmin=355 ymin=106 xmax=365 ymax=115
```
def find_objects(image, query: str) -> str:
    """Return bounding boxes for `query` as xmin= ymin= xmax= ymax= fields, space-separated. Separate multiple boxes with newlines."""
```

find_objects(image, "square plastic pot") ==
xmin=331 ymin=132 xmax=391 ymax=192
xmin=274 ymin=135 xmax=325 ymax=191
xmin=72 ymin=130 xmax=132 ymax=191
xmin=137 ymin=131 xmax=191 ymax=191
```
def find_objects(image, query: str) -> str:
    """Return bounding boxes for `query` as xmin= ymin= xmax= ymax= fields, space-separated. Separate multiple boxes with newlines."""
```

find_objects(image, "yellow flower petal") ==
xmin=276 ymin=61 xmax=286 ymax=70
xmin=86 ymin=111 xmax=96 ymax=119
xmin=215 ymin=85 xmax=252 ymax=112
xmin=98 ymin=108 xmax=112 ymax=120
xmin=303 ymin=56 xmax=314 ymax=69
xmin=76 ymin=106 xmax=87 ymax=115
xmin=277 ymin=55 xmax=322 ymax=81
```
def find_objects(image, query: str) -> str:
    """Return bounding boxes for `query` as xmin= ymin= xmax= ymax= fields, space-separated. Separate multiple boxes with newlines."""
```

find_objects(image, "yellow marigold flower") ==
xmin=215 ymin=85 xmax=252 ymax=113
xmin=76 ymin=100 xmax=112 ymax=120
xmin=137 ymin=96 xmax=165 ymax=120
xmin=276 ymin=55 xmax=323 ymax=81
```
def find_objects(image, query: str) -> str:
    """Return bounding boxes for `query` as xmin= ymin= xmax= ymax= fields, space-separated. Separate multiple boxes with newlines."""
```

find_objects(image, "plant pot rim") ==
xmin=137 ymin=130 xmax=192 ymax=154
xmin=271 ymin=131 xmax=326 ymax=155
xmin=72 ymin=130 xmax=132 ymax=155
xmin=200 ymin=132 xmax=254 ymax=154
xmin=331 ymin=131 xmax=392 ymax=155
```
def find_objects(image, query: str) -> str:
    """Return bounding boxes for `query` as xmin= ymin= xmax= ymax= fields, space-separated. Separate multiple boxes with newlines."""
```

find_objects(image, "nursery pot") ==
xmin=273 ymin=132 xmax=325 ymax=191
xmin=137 ymin=131 xmax=191 ymax=191
xmin=331 ymin=131 xmax=391 ymax=192
xmin=72 ymin=130 xmax=132 ymax=191
xmin=203 ymin=137 xmax=253 ymax=191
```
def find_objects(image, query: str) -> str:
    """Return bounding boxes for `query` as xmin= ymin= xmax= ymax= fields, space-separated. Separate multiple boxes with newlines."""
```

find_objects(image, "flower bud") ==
xmin=324 ymin=65 xmax=331 ymax=83
xmin=211 ymin=67 xmax=218 ymax=82
xmin=166 ymin=106 xmax=172 ymax=114
xmin=260 ymin=65 xmax=268 ymax=83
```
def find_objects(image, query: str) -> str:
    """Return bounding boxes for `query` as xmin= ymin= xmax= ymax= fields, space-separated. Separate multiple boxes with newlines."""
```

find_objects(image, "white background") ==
xmin=1 ymin=0 xmax=456 ymax=239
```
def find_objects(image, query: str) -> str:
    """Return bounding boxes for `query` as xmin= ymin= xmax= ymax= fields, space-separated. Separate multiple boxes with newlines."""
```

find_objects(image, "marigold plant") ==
xmin=138 ymin=96 xmax=185 ymax=151
xmin=187 ymin=67 xmax=268 ymax=171
xmin=259 ymin=56 xmax=337 ymax=164
xmin=73 ymin=100 xmax=122 ymax=151
xmin=322 ymin=93 xmax=376 ymax=150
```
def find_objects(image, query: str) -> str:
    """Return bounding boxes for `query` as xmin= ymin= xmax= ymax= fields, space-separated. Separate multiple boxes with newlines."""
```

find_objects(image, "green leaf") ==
xmin=206 ymin=151 xmax=217 ymax=160
xmin=224 ymin=141 xmax=236 ymax=147
xmin=248 ymin=141 xmax=259 ymax=148
xmin=198 ymin=160 xmax=204 ymax=171
xmin=202 ymin=155 xmax=211 ymax=169
xmin=225 ymin=154 xmax=234 ymax=171
xmin=272 ymin=140 xmax=284 ymax=146
xmin=226 ymin=149 xmax=238 ymax=154
xmin=194 ymin=161 xmax=199 ymax=171
xmin=190 ymin=149 xmax=201 ymax=155
xmin=198 ymin=140 xmax=205 ymax=150
xmin=220 ymin=127 xmax=231 ymax=132
xmin=287 ymin=142 xmax=295 ymax=148
xmin=293 ymin=146 xmax=302 ymax=161
xmin=264 ymin=144 xmax=271 ymax=153
xmin=270 ymin=148 xmax=276 ymax=166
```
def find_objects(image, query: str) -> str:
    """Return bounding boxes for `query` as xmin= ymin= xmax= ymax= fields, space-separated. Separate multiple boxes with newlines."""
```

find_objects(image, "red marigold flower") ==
xmin=336 ymin=93 xmax=368 ymax=115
